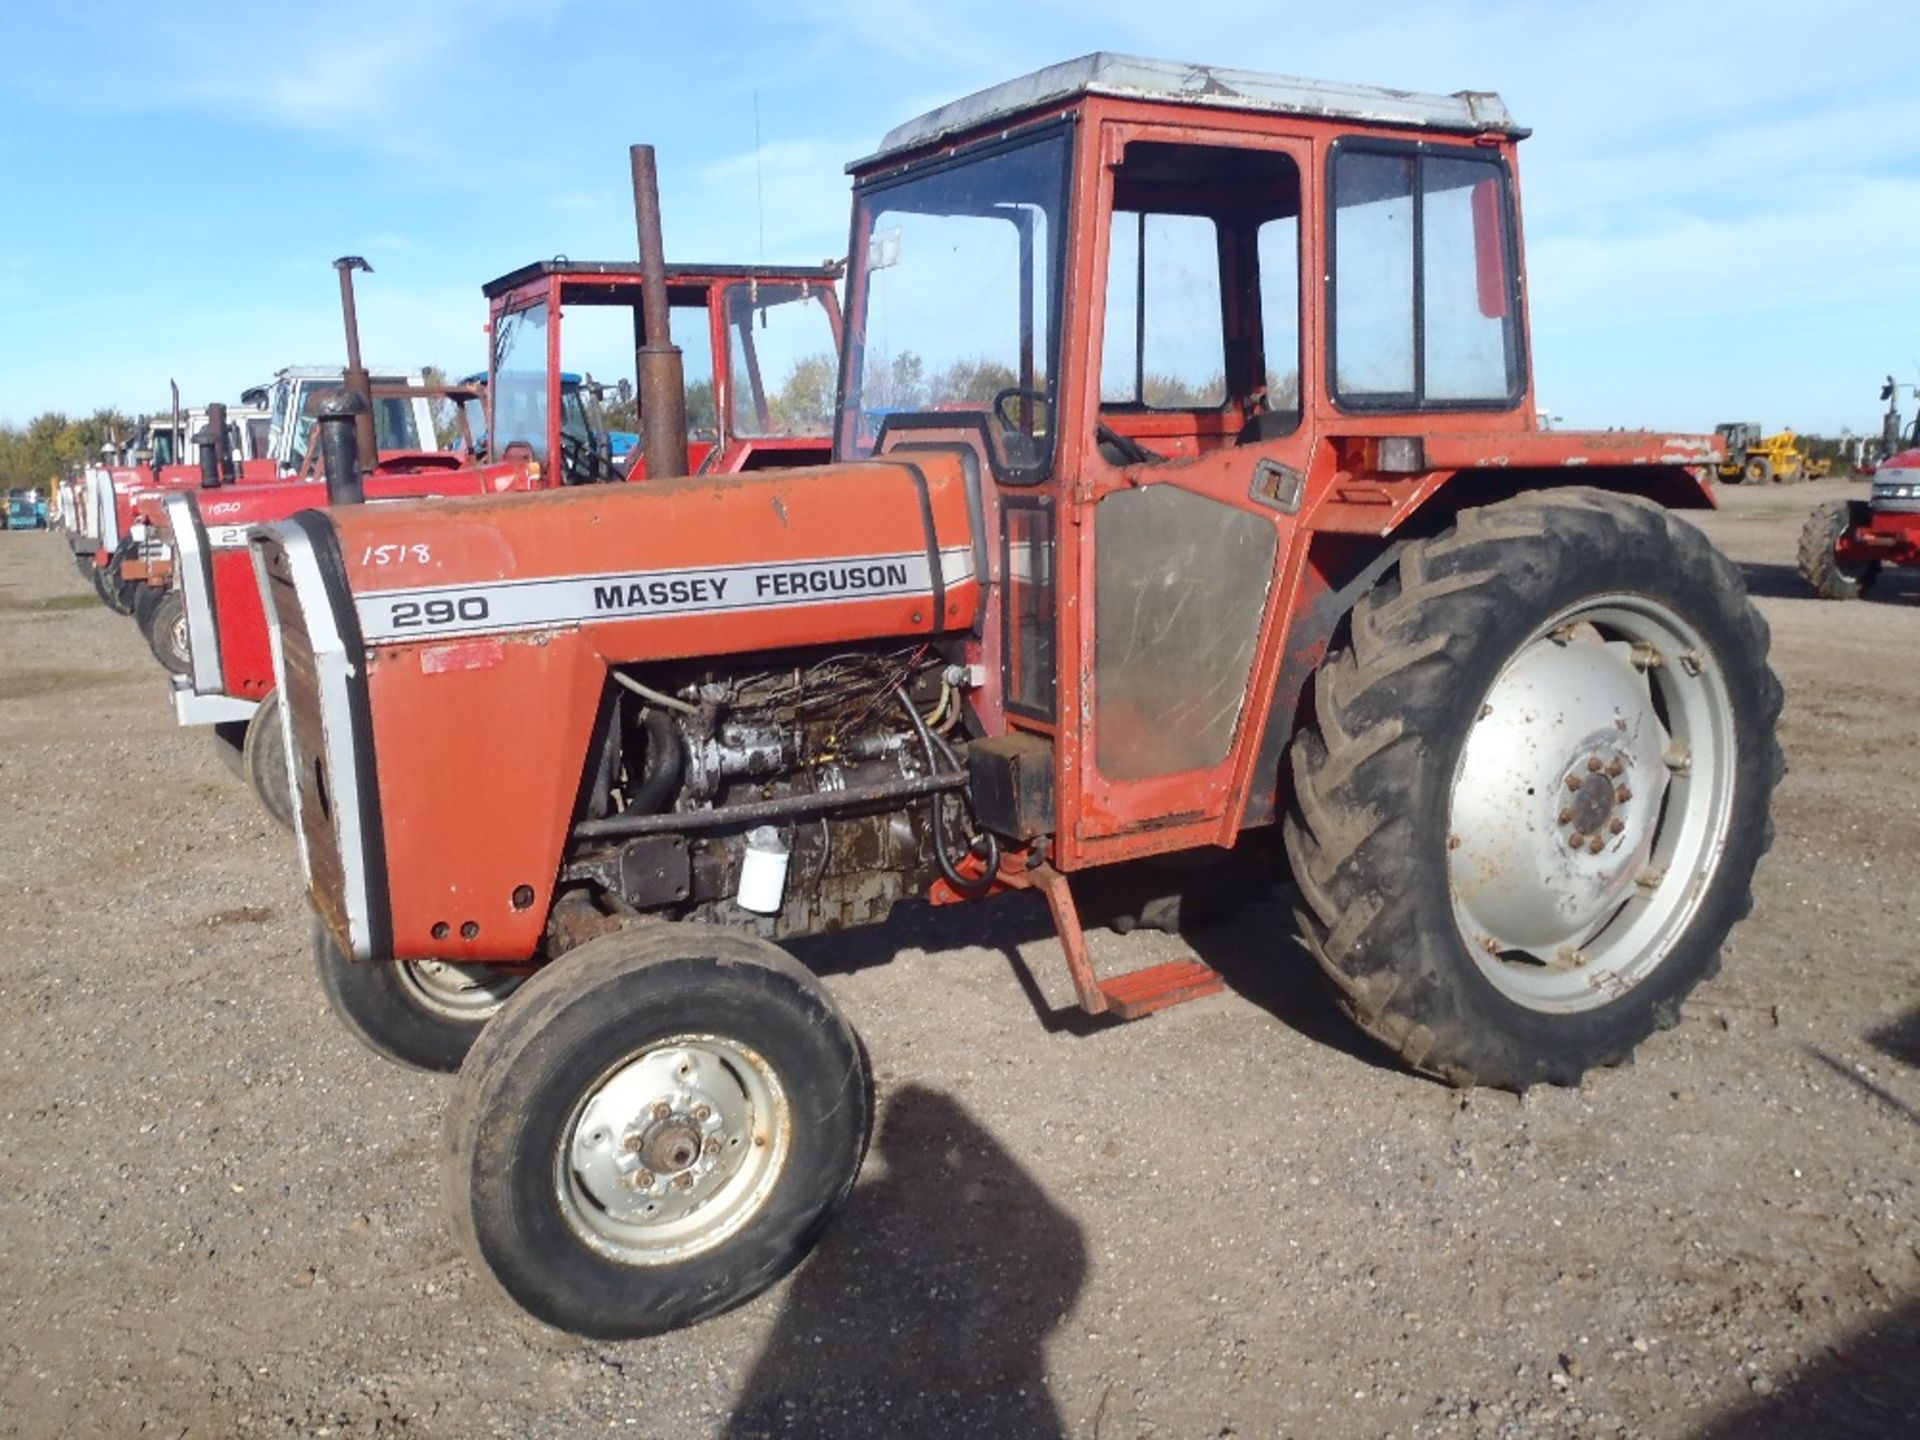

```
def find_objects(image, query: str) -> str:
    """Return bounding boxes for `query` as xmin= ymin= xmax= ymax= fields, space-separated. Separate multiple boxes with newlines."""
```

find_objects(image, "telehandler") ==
xmin=254 ymin=55 xmax=1783 ymax=1339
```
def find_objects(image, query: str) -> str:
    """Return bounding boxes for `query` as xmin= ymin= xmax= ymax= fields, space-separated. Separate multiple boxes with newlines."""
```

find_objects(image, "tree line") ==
xmin=0 ymin=409 xmax=139 ymax=492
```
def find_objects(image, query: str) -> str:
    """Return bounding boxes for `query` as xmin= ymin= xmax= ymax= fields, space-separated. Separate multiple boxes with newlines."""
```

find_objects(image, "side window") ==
xmin=726 ymin=284 xmax=838 ymax=438
xmin=1002 ymin=498 xmax=1056 ymax=720
xmin=1100 ymin=212 xmax=1225 ymax=408
xmin=1256 ymin=214 xmax=1301 ymax=415
xmin=1331 ymin=146 xmax=1521 ymax=408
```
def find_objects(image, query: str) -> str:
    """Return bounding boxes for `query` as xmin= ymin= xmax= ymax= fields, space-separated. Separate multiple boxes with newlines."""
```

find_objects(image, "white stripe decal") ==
xmin=356 ymin=546 xmax=975 ymax=643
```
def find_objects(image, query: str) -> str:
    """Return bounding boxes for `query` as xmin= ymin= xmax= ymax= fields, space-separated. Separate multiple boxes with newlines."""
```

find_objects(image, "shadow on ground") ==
xmin=1739 ymin=559 xmax=1920 ymax=604
xmin=1692 ymin=1292 xmax=1920 ymax=1439
xmin=724 ymin=1084 xmax=1086 ymax=1439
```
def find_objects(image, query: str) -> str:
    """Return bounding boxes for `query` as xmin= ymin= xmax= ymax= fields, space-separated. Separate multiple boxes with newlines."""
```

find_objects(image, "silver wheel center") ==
xmin=557 ymin=1035 xmax=789 ymax=1265
xmin=397 ymin=959 xmax=526 ymax=1020
xmin=1448 ymin=598 xmax=1736 ymax=1013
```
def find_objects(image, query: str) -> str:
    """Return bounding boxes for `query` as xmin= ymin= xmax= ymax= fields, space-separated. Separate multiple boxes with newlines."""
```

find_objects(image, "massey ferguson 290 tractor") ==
xmin=254 ymin=56 xmax=1783 ymax=1339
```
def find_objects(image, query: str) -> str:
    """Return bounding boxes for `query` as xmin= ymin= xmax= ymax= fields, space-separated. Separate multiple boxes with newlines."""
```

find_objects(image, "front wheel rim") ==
xmin=1447 ymin=594 xmax=1738 ymax=1014
xmin=395 ymin=959 xmax=525 ymax=1021
xmin=555 ymin=1034 xmax=791 ymax=1265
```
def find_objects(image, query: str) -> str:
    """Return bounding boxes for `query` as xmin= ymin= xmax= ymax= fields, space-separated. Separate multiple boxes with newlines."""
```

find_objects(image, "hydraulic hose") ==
xmin=895 ymin=687 xmax=998 ymax=897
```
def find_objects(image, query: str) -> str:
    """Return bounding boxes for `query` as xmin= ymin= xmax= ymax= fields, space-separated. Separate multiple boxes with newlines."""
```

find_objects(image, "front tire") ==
xmin=242 ymin=688 xmax=293 ymax=829
xmin=1797 ymin=499 xmax=1877 ymax=600
xmin=445 ymin=924 xmax=870 ymax=1339
xmin=1283 ymin=489 xmax=1783 ymax=1090
xmin=314 ymin=923 xmax=528 ymax=1072
xmin=146 ymin=591 xmax=191 ymax=675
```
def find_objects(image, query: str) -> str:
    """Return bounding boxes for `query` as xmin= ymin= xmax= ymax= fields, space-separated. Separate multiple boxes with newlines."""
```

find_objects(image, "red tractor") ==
xmin=254 ymin=56 xmax=1782 ymax=1339
xmin=169 ymin=249 xmax=842 ymax=824
xmin=1798 ymin=414 xmax=1920 ymax=599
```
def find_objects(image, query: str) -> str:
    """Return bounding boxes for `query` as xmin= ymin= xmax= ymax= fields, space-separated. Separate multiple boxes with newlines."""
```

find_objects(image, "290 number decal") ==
xmin=388 ymin=596 xmax=490 ymax=629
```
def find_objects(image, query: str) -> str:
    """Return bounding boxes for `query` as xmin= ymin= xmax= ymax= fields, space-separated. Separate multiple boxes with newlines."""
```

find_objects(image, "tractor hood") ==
xmin=294 ymin=454 xmax=983 ymax=663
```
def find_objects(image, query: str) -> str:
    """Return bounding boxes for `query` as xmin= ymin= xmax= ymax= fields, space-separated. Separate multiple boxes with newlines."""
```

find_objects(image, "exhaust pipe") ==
xmin=629 ymin=144 xmax=689 ymax=480
xmin=317 ymin=389 xmax=368 ymax=506
xmin=334 ymin=256 xmax=377 ymax=470
xmin=171 ymin=380 xmax=183 ymax=470
xmin=207 ymin=401 xmax=236 ymax=486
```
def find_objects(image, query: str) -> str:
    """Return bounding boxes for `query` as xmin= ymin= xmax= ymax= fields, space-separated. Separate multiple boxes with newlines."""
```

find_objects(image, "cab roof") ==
xmin=854 ymin=52 xmax=1526 ymax=171
xmin=482 ymin=260 xmax=843 ymax=300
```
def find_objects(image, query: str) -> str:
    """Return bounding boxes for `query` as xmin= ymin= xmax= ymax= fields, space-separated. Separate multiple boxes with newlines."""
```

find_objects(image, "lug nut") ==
xmin=1557 ymin=808 xmax=1574 ymax=825
xmin=622 ymin=1134 xmax=643 ymax=1153
xmin=1606 ymin=758 xmax=1624 ymax=777
xmin=693 ymin=1105 xmax=712 ymax=1123
xmin=1587 ymin=756 xmax=1604 ymax=773
xmin=673 ymin=1172 xmax=695 ymax=1191
xmin=1609 ymin=818 xmax=1626 ymax=835
xmin=1566 ymin=775 xmax=1584 ymax=791
xmin=703 ymin=1135 xmax=721 ymax=1156
xmin=1569 ymin=833 xmax=1587 ymax=849
xmin=1616 ymin=786 xmax=1633 ymax=803
xmin=1588 ymin=835 xmax=1605 ymax=854
xmin=652 ymin=1101 xmax=672 ymax=1121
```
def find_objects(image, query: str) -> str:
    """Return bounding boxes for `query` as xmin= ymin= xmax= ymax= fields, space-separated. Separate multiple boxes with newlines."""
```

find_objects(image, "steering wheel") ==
xmin=1095 ymin=423 xmax=1164 ymax=466
xmin=991 ymin=386 xmax=1051 ymax=434
xmin=559 ymin=432 xmax=615 ymax=485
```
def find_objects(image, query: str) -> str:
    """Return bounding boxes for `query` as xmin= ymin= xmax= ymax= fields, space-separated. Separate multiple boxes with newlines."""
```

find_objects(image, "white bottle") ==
xmin=735 ymin=826 xmax=789 ymax=915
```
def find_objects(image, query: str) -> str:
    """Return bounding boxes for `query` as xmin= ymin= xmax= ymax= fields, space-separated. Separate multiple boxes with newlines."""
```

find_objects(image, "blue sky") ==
xmin=1 ymin=0 xmax=1914 ymax=436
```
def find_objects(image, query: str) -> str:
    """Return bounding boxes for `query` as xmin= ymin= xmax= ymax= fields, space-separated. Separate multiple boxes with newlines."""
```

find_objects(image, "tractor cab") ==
xmin=481 ymin=261 xmax=844 ymax=484
xmin=242 ymin=367 xmax=441 ymax=473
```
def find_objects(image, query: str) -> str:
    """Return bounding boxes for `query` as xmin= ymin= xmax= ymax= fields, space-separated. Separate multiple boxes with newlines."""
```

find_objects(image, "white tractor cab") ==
xmin=241 ymin=367 xmax=440 ymax=473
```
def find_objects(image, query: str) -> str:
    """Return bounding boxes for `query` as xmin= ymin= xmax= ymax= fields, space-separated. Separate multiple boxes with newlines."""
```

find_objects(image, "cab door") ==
xmin=1061 ymin=124 xmax=1317 ymax=864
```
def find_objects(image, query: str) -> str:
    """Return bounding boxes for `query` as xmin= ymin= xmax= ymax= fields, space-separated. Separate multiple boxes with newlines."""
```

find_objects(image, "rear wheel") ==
xmin=1744 ymin=457 xmax=1774 ymax=485
xmin=1284 ymin=489 xmax=1783 ymax=1090
xmin=102 ymin=555 xmax=137 ymax=615
xmin=146 ymin=592 xmax=191 ymax=675
xmin=445 ymin=924 xmax=870 ymax=1339
xmin=132 ymin=583 xmax=166 ymax=638
xmin=243 ymin=688 xmax=293 ymax=829
xmin=1797 ymin=499 xmax=1877 ymax=600
xmin=313 ymin=923 xmax=529 ymax=1072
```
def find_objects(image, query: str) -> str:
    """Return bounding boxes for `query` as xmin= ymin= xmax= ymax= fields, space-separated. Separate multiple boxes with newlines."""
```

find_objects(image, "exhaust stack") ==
xmin=334 ymin=256 xmax=377 ymax=469
xmin=170 ymin=380 xmax=183 ymax=470
xmin=629 ymin=144 xmax=689 ymax=480
xmin=317 ymin=390 xmax=368 ymax=506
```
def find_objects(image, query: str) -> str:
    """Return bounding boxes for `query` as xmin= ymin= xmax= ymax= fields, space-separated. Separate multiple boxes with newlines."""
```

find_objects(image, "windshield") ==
xmin=726 ymin=282 xmax=839 ymax=438
xmin=838 ymin=129 xmax=1069 ymax=477
xmin=287 ymin=383 xmax=428 ymax=468
xmin=491 ymin=304 xmax=550 ymax=464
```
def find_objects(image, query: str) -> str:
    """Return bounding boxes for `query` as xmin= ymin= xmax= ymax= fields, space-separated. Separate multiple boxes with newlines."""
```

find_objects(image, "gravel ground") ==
xmin=0 ymin=479 xmax=1914 ymax=1439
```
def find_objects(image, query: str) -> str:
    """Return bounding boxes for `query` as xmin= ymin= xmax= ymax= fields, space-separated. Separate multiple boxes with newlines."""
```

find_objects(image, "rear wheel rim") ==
xmin=1447 ymin=594 xmax=1738 ymax=1014
xmin=555 ymin=1034 xmax=790 ymax=1265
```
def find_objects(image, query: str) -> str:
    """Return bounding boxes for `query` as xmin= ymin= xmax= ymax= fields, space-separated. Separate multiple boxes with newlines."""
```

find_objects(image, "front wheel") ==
xmin=445 ymin=924 xmax=870 ymax=1339
xmin=146 ymin=591 xmax=191 ymax=675
xmin=313 ymin=923 xmax=528 ymax=1072
xmin=242 ymin=688 xmax=293 ymax=829
xmin=1284 ymin=489 xmax=1784 ymax=1089
xmin=1796 ymin=499 xmax=1877 ymax=600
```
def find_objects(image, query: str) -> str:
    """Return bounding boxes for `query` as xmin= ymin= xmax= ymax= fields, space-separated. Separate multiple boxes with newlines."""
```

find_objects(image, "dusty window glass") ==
xmin=1422 ymin=156 xmax=1518 ymax=401
xmin=1094 ymin=485 xmax=1277 ymax=781
xmin=490 ymin=302 xmax=550 ymax=463
xmin=1002 ymin=499 xmax=1056 ymax=719
xmin=1257 ymin=214 xmax=1301 ymax=414
xmin=1333 ymin=151 xmax=1416 ymax=398
xmin=727 ymin=283 xmax=839 ymax=437
xmin=1101 ymin=212 xmax=1225 ymax=408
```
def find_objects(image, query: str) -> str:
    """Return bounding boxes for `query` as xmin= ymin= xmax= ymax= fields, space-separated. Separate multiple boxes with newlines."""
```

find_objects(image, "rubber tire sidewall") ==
xmin=448 ymin=928 xmax=870 ymax=1340
xmin=243 ymin=689 xmax=294 ymax=829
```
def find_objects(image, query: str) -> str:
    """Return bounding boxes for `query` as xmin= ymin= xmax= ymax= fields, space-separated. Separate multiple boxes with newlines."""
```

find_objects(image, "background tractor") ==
xmin=1713 ymin=422 xmax=1828 ymax=484
xmin=256 ymin=56 xmax=1783 ymax=1341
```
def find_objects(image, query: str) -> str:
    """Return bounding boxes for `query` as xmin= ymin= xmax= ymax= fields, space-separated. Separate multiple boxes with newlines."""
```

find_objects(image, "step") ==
xmin=1097 ymin=958 xmax=1223 ymax=1020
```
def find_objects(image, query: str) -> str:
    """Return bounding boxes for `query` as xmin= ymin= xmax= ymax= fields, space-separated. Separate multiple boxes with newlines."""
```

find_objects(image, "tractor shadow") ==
xmin=789 ymin=876 xmax=1392 ymax=1071
xmin=723 ymin=1084 xmax=1085 ymax=1440
xmin=1739 ymin=559 xmax=1920 ymax=604
xmin=1689 ymin=1291 xmax=1920 ymax=1438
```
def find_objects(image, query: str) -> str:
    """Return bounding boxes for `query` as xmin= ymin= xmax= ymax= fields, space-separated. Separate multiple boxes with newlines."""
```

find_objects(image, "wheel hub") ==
xmin=560 ymin=1036 xmax=786 ymax=1261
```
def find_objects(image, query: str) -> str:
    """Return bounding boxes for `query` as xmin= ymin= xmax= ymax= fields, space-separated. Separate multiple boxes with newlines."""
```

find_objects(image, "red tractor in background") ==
xmin=255 ymin=57 xmax=1782 ymax=1340
xmin=1799 ymin=403 xmax=1920 ymax=598
xmin=170 ymin=235 xmax=842 ymax=826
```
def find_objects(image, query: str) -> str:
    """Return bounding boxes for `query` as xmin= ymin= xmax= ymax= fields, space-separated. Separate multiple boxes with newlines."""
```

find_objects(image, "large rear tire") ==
xmin=445 ymin=924 xmax=870 ymax=1339
xmin=313 ymin=922 xmax=528 ymax=1073
xmin=1796 ymin=499 xmax=1877 ymax=600
xmin=131 ymin=583 xmax=166 ymax=639
xmin=1283 ymin=489 xmax=1784 ymax=1090
xmin=146 ymin=591 xmax=191 ymax=675
xmin=1743 ymin=457 xmax=1774 ymax=485
xmin=242 ymin=688 xmax=293 ymax=829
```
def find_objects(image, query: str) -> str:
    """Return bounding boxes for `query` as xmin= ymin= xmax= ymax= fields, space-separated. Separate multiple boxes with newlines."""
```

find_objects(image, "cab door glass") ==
xmin=1100 ymin=212 xmax=1226 ymax=408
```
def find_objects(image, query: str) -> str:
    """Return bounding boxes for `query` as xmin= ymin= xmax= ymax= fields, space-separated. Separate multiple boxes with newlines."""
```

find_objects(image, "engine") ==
xmin=560 ymin=644 xmax=991 ymax=940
